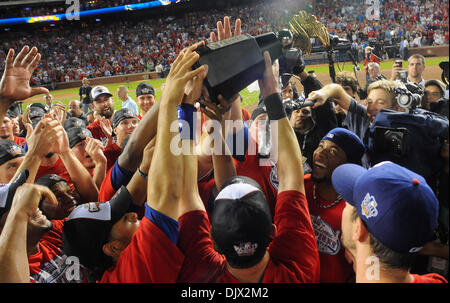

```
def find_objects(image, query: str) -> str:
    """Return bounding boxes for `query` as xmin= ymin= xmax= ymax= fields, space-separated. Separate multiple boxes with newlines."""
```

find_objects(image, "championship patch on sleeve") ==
xmin=67 ymin=202 xmax=111 ymax=221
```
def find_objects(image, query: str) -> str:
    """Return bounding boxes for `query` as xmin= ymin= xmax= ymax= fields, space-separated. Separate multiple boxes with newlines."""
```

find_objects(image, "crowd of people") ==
xmin=1 ymin=0 xmax=447 ymax=87
xmin=0 ymin=3 xmax=448 ymax=287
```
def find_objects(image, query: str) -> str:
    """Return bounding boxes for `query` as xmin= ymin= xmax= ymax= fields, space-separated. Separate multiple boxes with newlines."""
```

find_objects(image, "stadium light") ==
xmin=0 ymin=0 xmax=186 ymax=26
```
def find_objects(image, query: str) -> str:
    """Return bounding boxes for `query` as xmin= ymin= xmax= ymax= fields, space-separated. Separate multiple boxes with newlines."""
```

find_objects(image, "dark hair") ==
xmin=336 ymin=71 xmax=358 ymax=94
xmin=350 ymin=208 xmax=416 ymax=270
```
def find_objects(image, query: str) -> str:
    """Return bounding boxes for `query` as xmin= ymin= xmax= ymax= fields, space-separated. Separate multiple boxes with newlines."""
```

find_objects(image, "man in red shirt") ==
xmin=306 ymin=127 xmax=365 ymax=282
xmin=334 ymin=161 xmax=447 ymax=283
xmin=103 ymin=108 xmax=138 ymax=170
xmin=176 ymin=51 xmax=319 ymax=283
xmin=87 ymin=85 xmax=115 ymax=145
xmin=62 ymin=44 xmax=208 ymax=282
xmin=0 ymin=113 xmax=26 ymax=147
xmin=0 ymin=170 xmax=87 ymax=283
xmin=135 ymin=82 xmax=156 ymax=120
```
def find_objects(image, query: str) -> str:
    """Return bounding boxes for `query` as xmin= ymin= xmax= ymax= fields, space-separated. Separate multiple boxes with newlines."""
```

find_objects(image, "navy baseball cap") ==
xmin=66 ymin=127 xmax=92 ymax=149
xmin=62 ymin=186 xmax=134 ymax=269
xmin=321 ymin=128 xmax=365 ymax=164
xmin=63 ymin=117 xmax=87 ymax=130
xmin=136 ymin=82 xmax=155 ymax=97
xmin=112 ymin=108 xmax=137 ymax=129
xmin=0 ymin=140 xmax=25 ymax=166
xmin=211 ymin=176 xmax=272 ymax=269
xmin=332 ymin=161 xmax=439 ymax=254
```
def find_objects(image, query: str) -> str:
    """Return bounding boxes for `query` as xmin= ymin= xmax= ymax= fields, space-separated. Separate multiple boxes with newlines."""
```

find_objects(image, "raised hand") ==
xmin=10 ymin=183 xmax=58 ymax=218
xmin=0 ymin=46 xmax=49 ymax=104
xmin=210 ymin=16 xmax=242 ymax=42
xmin=26 ymin=116 xmax=64 ymax=158
xmin=161 ymin=43 xmax=208 ymax=106
xmin=85 ymin=137 xmax=107 ymax=164
xmin=49 ymin=102 xmax=67 ymax=125
xmin=258 ymin=51 xmax=280 ymax=98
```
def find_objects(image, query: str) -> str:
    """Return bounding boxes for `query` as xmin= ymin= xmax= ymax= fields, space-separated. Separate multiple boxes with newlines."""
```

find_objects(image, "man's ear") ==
xmin=353 ymin=217 xmax=369 ymax=243
xmin=90 ymin=104 xmax=94 ymax=111
xmin=270 ymin=224 xmax=277 ymax=240
xmin=102 ymin=240 xmax=126 ymax=260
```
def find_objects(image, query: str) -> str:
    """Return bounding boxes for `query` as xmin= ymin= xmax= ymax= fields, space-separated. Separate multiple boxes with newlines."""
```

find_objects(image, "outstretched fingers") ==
xmin=12 ymin=45 xmax=29 ymax=68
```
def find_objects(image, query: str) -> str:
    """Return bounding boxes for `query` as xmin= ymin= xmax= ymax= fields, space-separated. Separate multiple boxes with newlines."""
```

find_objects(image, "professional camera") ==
xmin=368 ymin=108 xmax=449 ymax=188
xmin=394 ymin=85 xmax=423 ymax=112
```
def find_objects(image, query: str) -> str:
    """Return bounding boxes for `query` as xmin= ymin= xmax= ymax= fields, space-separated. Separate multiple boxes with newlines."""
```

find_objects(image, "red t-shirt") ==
xmin=177 ymin=190 xmax=320 ymax=283
xmin=87 ymin=120 xmax=108 ymax=143
xmin=29 ymin=219 xmax=87 ymax=283
xmin=14 ymin=136 xmax=26 ymax=147
xmin=98 ymin=165 xmax=116 ymax=202
xmin=412 ymin=273 xmax=448 ymax=283
xmin=35 ymin=156 xmax=71 ymax=185
xmin=103 ymin=143 xmax=121 ymax=171
xmin=304 ymin=174 xmax=354 ymax=283
xmin=100 ymin=215 xmax=184 ymax=283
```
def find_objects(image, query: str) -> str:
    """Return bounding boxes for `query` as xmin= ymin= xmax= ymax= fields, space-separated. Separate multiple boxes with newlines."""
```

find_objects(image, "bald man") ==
xmin=66 ymin=99 xmax=87 ymax=124
xmin=117 ymin=86 xmax=139 ymax=116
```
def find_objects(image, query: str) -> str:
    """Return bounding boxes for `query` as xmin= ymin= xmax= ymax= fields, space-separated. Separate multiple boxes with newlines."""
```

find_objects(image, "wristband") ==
xmin=264 ymin=93 xmax=287 ymax=121
xmin=177 ymin=103 xmax=197 ymax=140
xmin=138 ymin=167 xmax=148 ymax=179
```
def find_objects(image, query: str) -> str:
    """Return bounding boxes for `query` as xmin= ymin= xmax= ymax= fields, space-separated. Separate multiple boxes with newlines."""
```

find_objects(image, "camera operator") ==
xmin=306 ymin=79 xmax=406 ymax=168
xmin=282 ymin=70 xmax=337 ymax=172
xmin=422 ymin=80 xmax=448 ymax=117
xmin=334 ymin=71 xmax=360 ymax=127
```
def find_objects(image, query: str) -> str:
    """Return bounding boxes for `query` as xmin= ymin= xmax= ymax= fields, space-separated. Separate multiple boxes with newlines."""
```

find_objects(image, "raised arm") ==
xmin=85 ymin=137 xmax=107 ymax=189
xmin=147 ymin=43 xmax=208 ymax=220
xmin=306 ymin=83 xmax=353 ymax=112
xmin=199 ymin=97 xmax=237 ymax=193
xmin=12 ymin=117 xmax=63 ymax=183
xmin=54 ymin=122 xmax=99 ymax=202
xmin=0 ymin=183 xmax=57 ymax=283
xmin=259 ymin=51 xmax=305 ymax=194
xmin=0 ymin=46 xmax=49 ymax=122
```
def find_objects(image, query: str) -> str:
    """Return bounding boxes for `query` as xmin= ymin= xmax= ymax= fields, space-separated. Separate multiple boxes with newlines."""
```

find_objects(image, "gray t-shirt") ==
xmin=342 ymin=98 xmax=371 ymax=168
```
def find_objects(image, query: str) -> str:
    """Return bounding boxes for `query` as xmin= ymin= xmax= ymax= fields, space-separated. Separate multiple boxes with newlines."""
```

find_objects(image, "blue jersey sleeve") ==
xmin=111 ymin=161 xmax=134 ymax=191
xmin=144 ymin=204 xmax=180 ymax=245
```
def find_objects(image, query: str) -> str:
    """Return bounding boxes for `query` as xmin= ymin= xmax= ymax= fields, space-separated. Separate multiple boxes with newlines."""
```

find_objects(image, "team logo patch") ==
xmin=310 ymin=215 xmax=341 ymax=255
xmin=361 ymin=193 xmax=378 ymax=219
xmin=269 ymin=163 xmax=279 ymax=190
xmin=8 ymin=145 xmax=23 ymax=157
xmin=141 ymin=88 xmax=152 ymax=94
xmin=68 ymin=202 xmax=111 ymax=221
xmin=233 ymin=242 xmax=258 ymax=257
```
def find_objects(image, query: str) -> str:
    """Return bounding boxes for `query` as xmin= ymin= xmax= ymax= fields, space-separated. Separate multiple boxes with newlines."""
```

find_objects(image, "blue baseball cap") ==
xmin=321 ymin=128 xmax=365 ymax=164
xmin=332 ymin=161 xmax=439 ymax=254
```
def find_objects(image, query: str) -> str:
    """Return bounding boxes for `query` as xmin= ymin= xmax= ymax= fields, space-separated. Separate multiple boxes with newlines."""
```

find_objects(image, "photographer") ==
xmin=390 ymin=54 xmax=426 ymax=89
xmin=283 ymin=70 xmax=337 ymax=172
xmin=306 ymin=79 xmax=404 ymax=167
xmin=422 ymin=80 xmax=448 ymax=117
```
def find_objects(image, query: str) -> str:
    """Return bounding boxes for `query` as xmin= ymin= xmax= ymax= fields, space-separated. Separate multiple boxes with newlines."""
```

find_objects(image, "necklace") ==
xmin=313 ymin=184 xmax=343 ymax=209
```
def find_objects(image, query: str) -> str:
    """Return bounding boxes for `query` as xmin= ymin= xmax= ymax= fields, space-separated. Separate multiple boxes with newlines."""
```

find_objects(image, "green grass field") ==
xmin=27 ymin=56 xmax=448 ymax=112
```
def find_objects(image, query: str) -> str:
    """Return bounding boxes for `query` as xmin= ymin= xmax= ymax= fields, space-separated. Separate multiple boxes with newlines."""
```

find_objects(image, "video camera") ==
xmin=394 ymin=83 xmax=423 ymax=112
